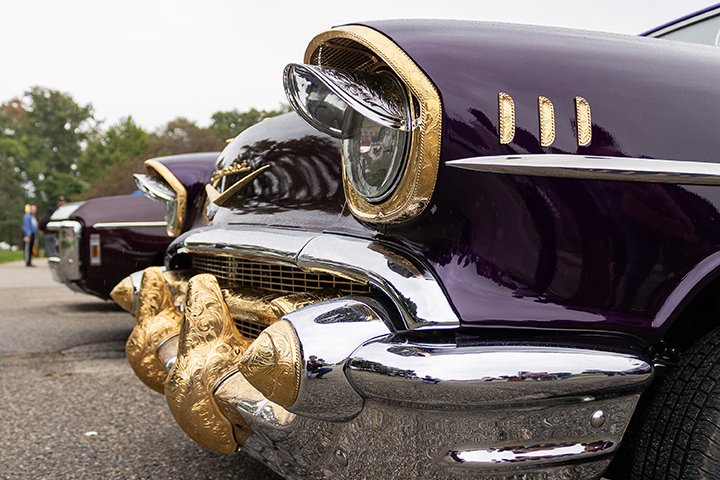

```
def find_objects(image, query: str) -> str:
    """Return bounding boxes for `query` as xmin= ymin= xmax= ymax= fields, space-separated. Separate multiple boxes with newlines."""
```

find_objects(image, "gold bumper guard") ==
xmin=115 ymin=267 xmax=334 ymax=453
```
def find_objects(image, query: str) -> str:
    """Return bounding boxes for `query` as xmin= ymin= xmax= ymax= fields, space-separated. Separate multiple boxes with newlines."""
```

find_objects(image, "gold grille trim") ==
xmin=191 ymin=253 xmax=370 ymax=296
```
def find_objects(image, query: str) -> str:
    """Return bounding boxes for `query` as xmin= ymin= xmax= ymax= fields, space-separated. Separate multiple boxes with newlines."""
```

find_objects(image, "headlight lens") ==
xmin=342 ymin=106 xmax=409 ymax=202
xmin=284 ymin=63 xmax=411 ymax=203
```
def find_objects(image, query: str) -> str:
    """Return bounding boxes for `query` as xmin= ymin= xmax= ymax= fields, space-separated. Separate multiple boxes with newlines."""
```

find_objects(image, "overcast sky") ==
xmin=0 ymin=0 xmax=712 ymax=130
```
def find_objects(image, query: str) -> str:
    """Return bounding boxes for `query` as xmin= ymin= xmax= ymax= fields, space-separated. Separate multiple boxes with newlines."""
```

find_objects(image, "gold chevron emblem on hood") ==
xmin=206 ymin=164 xmax=271 ymax=208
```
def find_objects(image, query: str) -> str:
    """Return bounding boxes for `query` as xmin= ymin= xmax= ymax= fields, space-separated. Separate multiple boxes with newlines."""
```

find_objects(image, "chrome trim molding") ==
xmin=647 ymin=7 xmax=720 ymax=38
xmin=181 ymin=228 xmax=460 ymax=329
xmin=93 ymin=221 xmax=167 ymax=229
xmin=298 ymin=235 xmax=459 ymax=329
xmin=183 ymin=228 xmax=316 ymax=266
xmin=447 ymin=154 xmax=720 ymax=185
xmin=46 ymin=220 xmax=82 ymax=284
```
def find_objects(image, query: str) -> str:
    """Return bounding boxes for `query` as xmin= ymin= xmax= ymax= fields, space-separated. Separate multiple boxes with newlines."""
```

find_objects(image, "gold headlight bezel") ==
xmin=144 ymin=159 xmax=187 ymax=237
xmin=304 ymin=25 xmax=442 ymax=225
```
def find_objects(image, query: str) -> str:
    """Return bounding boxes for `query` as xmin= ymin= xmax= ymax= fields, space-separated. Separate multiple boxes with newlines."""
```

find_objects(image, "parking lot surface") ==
xmin=0 ymin=259 xmax=280 ymax=480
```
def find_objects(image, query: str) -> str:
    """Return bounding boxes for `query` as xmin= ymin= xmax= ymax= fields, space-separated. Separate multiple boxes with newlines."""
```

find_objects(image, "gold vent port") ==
xmin=309 ymin=37 xmax=382 ymax=72
xmin=191 ymin=253 xmax=371 ymax=296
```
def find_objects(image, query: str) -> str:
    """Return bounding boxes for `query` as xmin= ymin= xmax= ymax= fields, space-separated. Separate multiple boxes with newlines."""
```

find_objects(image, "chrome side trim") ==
xmin=447 ymin=154 xmax=720 ymax=185
xmin=181 ymin=227 xmax=460 ymax=329
xmin=93 ymin=221 xmax=167 ymax=229
xmin=299 ymin=235 xmax=460 ymax=329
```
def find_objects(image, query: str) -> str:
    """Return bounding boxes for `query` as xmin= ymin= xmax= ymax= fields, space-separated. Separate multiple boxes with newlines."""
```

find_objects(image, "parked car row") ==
xmin=50 ymin=6 xmax=720 ymax=480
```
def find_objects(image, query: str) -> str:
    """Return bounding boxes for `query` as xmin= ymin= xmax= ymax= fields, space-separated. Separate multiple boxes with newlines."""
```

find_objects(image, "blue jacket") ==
xmin=22 ymin=213 xmax=38 ymax=236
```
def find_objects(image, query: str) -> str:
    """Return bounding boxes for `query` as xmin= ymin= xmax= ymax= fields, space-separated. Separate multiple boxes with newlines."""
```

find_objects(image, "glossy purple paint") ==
xmin=213 ymin=113 xmax=344 ymax=231
xmin=176 ymin=22 xmax=720 ymax=345
xmin=73 ymin=194 xmax=168 ymax=299
xmin=350 ymin=20 xmax=720 ymax=342
xmin=152 ymin=152 xmax=219 ymax=230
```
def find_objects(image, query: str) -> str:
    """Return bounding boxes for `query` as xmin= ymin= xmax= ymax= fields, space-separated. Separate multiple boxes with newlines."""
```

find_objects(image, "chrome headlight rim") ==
xmin=299 ymin=25 xmax=442 ymax=225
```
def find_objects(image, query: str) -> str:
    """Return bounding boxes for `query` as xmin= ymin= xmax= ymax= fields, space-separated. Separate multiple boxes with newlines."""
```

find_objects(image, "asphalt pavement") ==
xmin=0 ymin=259 xmax=280 ymax=480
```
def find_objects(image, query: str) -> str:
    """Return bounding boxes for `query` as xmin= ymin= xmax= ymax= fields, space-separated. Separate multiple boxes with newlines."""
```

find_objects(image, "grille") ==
xmin=311 ymin=38 xmax=381 ymax=73
xmin=192 ymin=253 xmax=371 ymax=296
xmin=233 ymin=320 xmax=266 ymax=339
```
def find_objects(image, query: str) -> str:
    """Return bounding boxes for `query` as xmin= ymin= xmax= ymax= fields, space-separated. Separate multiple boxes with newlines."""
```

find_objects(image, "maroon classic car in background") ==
xmin=47 ymin=152 xmax=218 ymax=300
xmin=115 ymin=5 xmax=720 ymax=480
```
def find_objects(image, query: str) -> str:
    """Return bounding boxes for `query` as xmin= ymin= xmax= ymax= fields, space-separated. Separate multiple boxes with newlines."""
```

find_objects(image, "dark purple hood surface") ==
xmin=152 ymin=152 xmax=219 ymax=230
xmin=205 ymin=22 xmax=720 ymax=344
xmin=349 ymin=20 xmax=720 ymax=342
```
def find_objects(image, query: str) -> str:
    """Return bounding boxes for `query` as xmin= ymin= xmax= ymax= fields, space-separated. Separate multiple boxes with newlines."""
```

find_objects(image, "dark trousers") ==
xmin=24 ymin=233 xmax=35 ymax=266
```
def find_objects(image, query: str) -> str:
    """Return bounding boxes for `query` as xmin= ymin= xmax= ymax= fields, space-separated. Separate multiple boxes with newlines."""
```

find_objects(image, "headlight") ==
xmin=133 ymin=160 xmax=187 ymax=237
xmin=284 ymin=25 xmax=442 ymax=225
xmin=285 ymin=63 xmax=410 ymax=203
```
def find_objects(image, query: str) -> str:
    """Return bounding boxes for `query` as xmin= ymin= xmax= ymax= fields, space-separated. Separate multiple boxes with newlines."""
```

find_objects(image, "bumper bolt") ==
xmin=591 ymin=410 xmax=606 ymax=428
xmin=334 ymin=448 xmax=348 ymax=467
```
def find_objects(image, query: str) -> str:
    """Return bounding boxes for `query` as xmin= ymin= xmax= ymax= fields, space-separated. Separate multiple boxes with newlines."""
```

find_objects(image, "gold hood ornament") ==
xmin=206 ymin=160 xmax=271 ymax=208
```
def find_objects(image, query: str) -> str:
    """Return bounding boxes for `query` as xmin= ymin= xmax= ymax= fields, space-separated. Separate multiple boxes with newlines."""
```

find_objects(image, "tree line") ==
xmin=0 ymin=86 xmax=289 ymax=246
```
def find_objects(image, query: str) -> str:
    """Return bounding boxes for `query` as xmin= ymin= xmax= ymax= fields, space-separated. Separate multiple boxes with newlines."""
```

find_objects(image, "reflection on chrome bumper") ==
xmin=46 ymin=220 xmax=82 ymax=286
xmin=234 ymin=326 xmax=649 ymax=479
xmin=122 ymin=227 xmax=654 ymax=479
xmin=124 ymin=274 xmax=650 ymax=479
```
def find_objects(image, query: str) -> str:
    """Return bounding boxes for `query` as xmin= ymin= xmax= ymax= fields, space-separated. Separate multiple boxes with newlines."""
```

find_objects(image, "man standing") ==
xmin=22 ymin=204 xmax=38 ymax=267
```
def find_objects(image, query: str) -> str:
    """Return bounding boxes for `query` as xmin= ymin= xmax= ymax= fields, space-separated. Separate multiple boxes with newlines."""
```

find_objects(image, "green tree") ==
xmin=1 ymin=87 xmax=95 ymax=213
xmin=153 ymin=117 xmax=223 ymax=155
xmin=210 ymin=105 xmax=290 ymax=141
xmin=79 ymin=116 xmax=150 ymax=182
xmin=0 ymin=139 xmax=27 ymax=246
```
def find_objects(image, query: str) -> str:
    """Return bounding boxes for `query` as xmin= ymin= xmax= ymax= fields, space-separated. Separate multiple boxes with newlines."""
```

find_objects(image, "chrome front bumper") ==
xmin=46 ymin=220 xmax=83 ymax=289
xmin=120 ymin=227 xmax=652 ymax=479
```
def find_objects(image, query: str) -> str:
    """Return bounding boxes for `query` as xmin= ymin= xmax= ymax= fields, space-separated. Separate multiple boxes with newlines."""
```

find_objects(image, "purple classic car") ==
xmin=116 ymin=6 xmax=720 ymax=480
xmin=47 ymin=152 xmax=217 ymax=300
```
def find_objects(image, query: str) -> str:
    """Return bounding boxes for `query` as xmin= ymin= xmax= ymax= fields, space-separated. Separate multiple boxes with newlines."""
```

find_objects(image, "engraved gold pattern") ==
xmin=270 ymin=291 xmax=338 ymax=317
xmin=144 ymin=159 xmax=187 ymax=237
xmin=164 ymin=274 xmax=252 ymax=453
xmin=498 ymin=92 xmax=515 ymax=145
xmin=210 ymin=160 xmax=250 ymax=185
xmin=538 ymin=96 xmax=556 ymax=147
xmin=238 ymin=320 xmax=302 ymax=408
xmin=575 ymin=96 xmax=592 ymax=147
xmin=125 ymin=267 xmax=182 ymax=393
xmin=110 ymin=275 xmax=133 ymax=312
xmin=305 ymin=25 xmax=442 ymax=224
xmin=206 ymin=165 xmax=271 ymax=208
